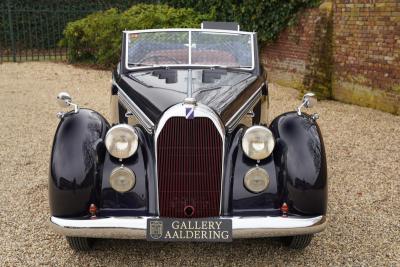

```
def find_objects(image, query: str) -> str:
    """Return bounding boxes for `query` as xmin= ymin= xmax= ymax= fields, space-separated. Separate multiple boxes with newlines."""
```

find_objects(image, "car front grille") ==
xmin=157 ymin=117 xmax=222 ymax=218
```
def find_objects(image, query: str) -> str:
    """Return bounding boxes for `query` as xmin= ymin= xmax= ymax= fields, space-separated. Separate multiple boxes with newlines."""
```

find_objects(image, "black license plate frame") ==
xmin=146 ymin=218 xmax=232 ymax=242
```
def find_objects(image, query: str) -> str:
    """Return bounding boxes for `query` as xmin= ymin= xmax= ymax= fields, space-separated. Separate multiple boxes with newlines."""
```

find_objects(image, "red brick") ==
xmin=262 ymin=0 xmax=400 ymax=110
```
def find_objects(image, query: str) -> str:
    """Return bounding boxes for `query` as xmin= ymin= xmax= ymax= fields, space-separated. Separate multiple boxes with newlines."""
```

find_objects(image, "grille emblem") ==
xmin=185 ymin=107 xmax=194 ymax=119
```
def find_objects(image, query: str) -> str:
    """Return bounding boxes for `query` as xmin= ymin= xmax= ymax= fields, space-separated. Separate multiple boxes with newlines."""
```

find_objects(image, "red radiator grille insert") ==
xmin=157 ymin=117 xmax=222 ymax=218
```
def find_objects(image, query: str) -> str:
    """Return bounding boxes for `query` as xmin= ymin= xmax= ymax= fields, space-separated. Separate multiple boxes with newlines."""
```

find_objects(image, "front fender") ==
xmin=270 ymin=112 xmax=327 ymax=216
xmin=49 ymin=109 xmax=110 ymax=217
xmin=221 ymin=126 xmax=279 ymax=216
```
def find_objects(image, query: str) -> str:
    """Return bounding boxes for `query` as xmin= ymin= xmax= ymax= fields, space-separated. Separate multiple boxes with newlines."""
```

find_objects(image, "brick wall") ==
xmin=261 ymin=8 xmax=323 ymax=90
xmin=262 ymin=0 xmax=400 ymax=115
xmin=333 ymin=0 xmax=400 ymax=114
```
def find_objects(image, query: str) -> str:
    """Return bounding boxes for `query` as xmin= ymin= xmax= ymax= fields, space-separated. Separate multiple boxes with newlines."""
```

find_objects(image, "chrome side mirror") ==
xmin=297 ymin=92 xmax=317 ymax=115
xmin=303 ymin=92 xmax=317 ymax=108
xmin=57 ymin=92 xmax=72 ymax=108
xmin=56 ymin=92 xmax=79 ymax=119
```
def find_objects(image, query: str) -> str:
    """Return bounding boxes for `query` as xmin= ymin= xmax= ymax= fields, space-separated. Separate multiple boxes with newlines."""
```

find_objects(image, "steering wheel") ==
xmin=138 ymin=55 xmax=180 ymax=64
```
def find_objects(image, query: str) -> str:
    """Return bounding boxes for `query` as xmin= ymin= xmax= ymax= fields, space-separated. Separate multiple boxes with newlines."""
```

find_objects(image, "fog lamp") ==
xmin=244 ymin=167 xmax=269 ymax=193
xmin=242 ymin=126 xmax=275 ymax=160
xmin=109 ymin=166 xmax=136 ymax=193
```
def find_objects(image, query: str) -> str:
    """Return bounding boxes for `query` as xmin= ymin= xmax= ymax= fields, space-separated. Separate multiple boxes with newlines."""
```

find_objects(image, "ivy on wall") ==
xmin=164 ymin=0 xmax=321 ymax=42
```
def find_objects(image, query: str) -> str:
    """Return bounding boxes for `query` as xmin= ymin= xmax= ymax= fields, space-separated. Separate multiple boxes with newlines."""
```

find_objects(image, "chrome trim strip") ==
xmin=225 ymin=84 xmax=264 ymax=132
xmin=154 ymin=103 xmax=226 ymax=215
xmin=187 ymin=69 xmax=193 ymax=97
xmin=188 ymin=31 xmax=192 ymax=65
xmin=50 ymin=215 xmax=326 ymax=239
xmin=113 ymin=81 xmax=155 ymax=133
xmin=260 ymin=95 xmax=269 ymax=125
xmin=124 ymin=28 xmax=254 ymax=34
xmin=110 ymin=94 xmax=119 ymax=124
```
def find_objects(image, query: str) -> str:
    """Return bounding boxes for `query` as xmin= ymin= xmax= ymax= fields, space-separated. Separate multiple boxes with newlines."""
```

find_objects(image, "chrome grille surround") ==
xmin=154 ymin=103 xmax=225 ymax=216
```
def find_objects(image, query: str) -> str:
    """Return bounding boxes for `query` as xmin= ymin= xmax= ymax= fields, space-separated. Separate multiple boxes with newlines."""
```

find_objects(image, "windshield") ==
xmin=125 ymin=29 xmax=254 ymax=70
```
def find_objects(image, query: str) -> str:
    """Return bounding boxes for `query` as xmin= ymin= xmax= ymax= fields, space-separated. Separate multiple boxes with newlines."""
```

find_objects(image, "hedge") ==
xmin=61 ymin=4 xmax=214 ymax=67
xmin=61 ymin=1 xmax=321 ymax=68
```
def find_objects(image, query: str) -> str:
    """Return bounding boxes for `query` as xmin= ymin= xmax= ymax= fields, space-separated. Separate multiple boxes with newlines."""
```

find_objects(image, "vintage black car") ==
xmin=49 ymin=22 xmax=327 ymax=251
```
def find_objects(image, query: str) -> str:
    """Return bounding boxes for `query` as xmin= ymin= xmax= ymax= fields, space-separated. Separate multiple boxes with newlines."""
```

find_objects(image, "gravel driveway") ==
xmin=0 ymin=62 xmax=399 ymax=266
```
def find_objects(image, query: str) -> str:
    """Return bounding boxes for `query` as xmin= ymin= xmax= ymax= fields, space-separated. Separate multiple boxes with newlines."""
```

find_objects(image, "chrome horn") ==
xmin=56 ymin=92 xmax=79 ymax=119
xmin=296 ymin=92 xmax=317 ymax=116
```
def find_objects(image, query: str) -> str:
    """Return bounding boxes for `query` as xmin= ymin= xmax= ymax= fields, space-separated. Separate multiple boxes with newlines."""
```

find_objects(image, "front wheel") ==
xmin=66 ymin=236 xmax=94 ymax=251
xmin=282 ymin=234 xmax=313 ymax=249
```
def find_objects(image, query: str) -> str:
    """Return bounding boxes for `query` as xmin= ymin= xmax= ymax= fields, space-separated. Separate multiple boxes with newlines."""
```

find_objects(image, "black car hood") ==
xmin=116 ymin=69 xmax=260 ymax=124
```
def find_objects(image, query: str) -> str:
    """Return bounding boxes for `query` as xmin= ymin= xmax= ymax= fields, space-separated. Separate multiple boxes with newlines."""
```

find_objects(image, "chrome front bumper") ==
xmin=50 ymin=215 xmax=326 ymax=239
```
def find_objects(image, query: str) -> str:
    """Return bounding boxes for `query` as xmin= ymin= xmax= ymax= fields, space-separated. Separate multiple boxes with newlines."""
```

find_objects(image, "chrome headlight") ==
xmin=109 ymin=166 xmax=136 ymax=193
xmin=242 ymin=126 xmax=275 ymax=160
xmin=244 ymin=167 xmax=270 ymax=193
xmin=105 ymin=124 xmax=138 ymax=159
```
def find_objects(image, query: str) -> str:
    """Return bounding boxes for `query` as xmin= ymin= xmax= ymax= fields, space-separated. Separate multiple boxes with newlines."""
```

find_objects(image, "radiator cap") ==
xmin=184 ymin=97 xmax=197 ymax=105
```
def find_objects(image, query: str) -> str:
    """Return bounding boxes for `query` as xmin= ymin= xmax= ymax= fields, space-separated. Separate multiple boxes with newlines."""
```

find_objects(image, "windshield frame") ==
xmin=123 ymin=28 xmax=256 ymax=72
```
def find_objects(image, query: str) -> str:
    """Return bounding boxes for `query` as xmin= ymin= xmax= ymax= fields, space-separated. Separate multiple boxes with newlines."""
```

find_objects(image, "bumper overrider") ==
xmin=50 ymin=215 xmax=326 ymax=240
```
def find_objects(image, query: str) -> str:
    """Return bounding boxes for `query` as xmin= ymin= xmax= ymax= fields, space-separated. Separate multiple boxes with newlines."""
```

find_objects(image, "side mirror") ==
xmin=297 ymin=92 xmax=317 ymax=115
xmin=56 ymin=92 xmax=79 ymax=119
xmin=303 ymin=92 xmax=317 ymax=108
xmin=57 ymin=92 xmax=72 ymax=108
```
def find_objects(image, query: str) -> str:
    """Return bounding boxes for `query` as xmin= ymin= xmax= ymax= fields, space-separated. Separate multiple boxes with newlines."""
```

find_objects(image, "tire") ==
xmin=282 ymin=234 xmax=313 ymax=249
xmin=66 ymin=236 xmax=94 ymax=251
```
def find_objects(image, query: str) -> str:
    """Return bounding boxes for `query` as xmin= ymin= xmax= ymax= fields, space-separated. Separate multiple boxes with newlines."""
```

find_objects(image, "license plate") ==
xmin=147 ymin=218 xmax=232 ymax=242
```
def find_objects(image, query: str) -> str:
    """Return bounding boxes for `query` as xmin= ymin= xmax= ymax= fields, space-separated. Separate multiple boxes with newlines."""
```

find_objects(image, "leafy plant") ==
xmin=164 ymin=0 xmax=321 ymax=42
xmin=61 ymin=4 xmax=214 ymax=67
xmin=61 ymin=1 xmax=320 ymax=67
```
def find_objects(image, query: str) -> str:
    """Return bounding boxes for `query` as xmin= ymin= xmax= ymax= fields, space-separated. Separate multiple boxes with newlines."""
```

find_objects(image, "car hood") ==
xmin=115 ymin=69 xmax=261 ymax=124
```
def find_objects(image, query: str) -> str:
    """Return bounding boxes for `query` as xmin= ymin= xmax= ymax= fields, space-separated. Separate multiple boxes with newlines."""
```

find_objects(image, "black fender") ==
xmin=221 ymin=125 xmax=279 ymax=216
xmin=270 ymin=112 xmax=327 ymax=216
xmin=99 ymin=125 xmax=157 ymax=217
xmin=49 ymin=109 xmax=110 ymax=217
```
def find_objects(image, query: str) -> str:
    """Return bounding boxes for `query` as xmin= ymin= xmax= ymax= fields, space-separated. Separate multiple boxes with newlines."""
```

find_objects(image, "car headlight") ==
xmin=105 ymin=124 xmax=138 ymax=159
xmin=244 ymin=167 xmax=270 ymax=193
xmin=109 ymin=166 xmax=136 ymax=193
xmin=242 ymin=126 xmax=275 ymax=160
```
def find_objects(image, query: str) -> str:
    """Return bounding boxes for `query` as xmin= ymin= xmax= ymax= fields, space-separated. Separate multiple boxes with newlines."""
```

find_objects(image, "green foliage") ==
xmin=164 ymin=0 xmax=321 ymax=42
xmin=61 ymin=1 xmax=320 ymax=67
xmin=61 ymin=4 xmax=214 ymax=67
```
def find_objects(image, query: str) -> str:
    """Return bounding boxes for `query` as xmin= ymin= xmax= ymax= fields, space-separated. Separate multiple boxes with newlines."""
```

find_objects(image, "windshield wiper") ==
xmin=128 ymin=63 xmax=154 ymax=67
xmin=208 ymin=65 xmax=252 ymax=72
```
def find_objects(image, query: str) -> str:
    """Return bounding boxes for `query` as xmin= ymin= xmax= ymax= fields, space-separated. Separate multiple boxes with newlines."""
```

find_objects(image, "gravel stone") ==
xmin=0 ymin=62 xmax=399 ymax=266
